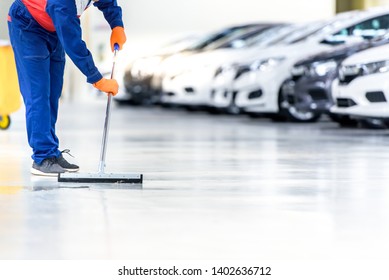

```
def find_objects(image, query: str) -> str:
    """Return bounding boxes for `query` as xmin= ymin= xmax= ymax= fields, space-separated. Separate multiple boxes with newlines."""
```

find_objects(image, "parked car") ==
xmin=280 ymin=32 xmax=389 ymax=122
xmin=118 ymin=23 xmax=274 ymax=105
xmin=330 ymin=43 xmax=389 ymax=128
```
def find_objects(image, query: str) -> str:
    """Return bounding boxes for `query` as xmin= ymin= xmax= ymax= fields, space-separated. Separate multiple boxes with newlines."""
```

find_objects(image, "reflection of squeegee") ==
xmin=58 ymin=44 xmax=143 ymax=184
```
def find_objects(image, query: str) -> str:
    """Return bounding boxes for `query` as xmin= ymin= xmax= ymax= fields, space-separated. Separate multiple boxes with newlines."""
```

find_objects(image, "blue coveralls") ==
xmin=7 ymin=0 xmax=123 ymax=164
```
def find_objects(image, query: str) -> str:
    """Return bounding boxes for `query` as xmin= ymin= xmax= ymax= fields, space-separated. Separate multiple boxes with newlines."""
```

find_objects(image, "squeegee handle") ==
xmin=98 ymin=46 xmax=119 ymax=173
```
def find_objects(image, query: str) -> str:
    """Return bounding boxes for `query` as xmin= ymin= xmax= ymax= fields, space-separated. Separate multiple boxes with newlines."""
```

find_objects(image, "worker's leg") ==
xmin=48 ymin=35 xmax=66 ymax=150
xmin=47 ymin=36 xmax=79 ymax=172
xmin=8 ymin=2 xmax=61 ymax=165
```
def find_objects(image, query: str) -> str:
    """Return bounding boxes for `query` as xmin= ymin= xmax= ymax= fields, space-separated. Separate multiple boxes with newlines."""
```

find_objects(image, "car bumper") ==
xmin=161 ymin=68 xmax=216 ymax=106
xmin=281 ymin=75 xmax=335 ymax=114
xmin=233 ymin=69 xmax=288 ymax=113
xmin=330 ymin=73 xmax=389 ymax=118
xmin=210 ymin=69 xmax=237 ymax=108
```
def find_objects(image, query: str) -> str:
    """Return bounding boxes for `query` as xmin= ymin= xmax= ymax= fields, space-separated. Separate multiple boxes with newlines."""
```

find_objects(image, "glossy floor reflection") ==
xmin=1 ymin=97 xmax=389 ymax=260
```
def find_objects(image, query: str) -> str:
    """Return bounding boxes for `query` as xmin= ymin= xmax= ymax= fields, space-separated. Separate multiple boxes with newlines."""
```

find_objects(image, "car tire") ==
xmin=278 ymin=90 xmax=321 ymax=123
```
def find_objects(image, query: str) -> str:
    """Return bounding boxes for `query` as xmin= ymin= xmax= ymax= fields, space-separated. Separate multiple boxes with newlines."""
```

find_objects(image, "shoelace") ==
xmin=61 ymin=149 xmax=75 ymax=158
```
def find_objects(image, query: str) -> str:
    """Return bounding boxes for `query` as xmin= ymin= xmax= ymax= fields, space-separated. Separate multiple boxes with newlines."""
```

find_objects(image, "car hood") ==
xmin=295 ymin=41 xmax=373 ymax=66
xmin=342 ymin=43 xmax=389 ymax=66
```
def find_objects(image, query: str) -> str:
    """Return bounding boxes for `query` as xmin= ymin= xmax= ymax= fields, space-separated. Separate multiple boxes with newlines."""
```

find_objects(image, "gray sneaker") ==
xmin=57 ymin=149 xmax=79 ymax=172
xmin=31 ymin=158 xmax=65 ymax=177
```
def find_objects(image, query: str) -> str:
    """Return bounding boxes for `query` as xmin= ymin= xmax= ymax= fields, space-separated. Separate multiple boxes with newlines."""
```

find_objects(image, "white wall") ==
xmin=122 ymin=0 xmax=335 ymax=35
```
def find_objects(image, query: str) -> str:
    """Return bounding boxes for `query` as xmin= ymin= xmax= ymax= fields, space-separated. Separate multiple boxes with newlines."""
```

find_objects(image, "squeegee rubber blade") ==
xmin=58 ymin=173 xmax=143 ymax=184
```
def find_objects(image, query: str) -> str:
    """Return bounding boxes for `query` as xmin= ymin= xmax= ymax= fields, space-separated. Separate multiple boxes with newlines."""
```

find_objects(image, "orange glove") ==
xmin=110 ymin=26 xmax=126 ymax=52
xmin=93 ymin=78 xmax=119 ymax=96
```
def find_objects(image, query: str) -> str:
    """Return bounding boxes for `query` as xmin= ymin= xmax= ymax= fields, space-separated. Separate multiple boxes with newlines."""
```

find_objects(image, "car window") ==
xmin=324 ymin=14 xmax=389 ymax=44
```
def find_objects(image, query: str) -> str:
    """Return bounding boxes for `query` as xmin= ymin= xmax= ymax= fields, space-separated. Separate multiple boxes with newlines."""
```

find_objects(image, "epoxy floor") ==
xmin=1 ymin=96 xmax=389 ymax=260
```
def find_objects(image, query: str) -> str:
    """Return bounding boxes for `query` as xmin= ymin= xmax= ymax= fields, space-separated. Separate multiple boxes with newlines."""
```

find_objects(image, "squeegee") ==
xmin=58 ymin=44 xmax=143 ymax=184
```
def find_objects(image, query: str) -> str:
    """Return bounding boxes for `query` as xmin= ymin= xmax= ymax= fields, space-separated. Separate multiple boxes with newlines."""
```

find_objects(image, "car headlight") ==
xmin=249 ymin=57 xmax=285 ymax=72
xmin=339 ymin=60 xmax=389 ymax=82
xmin=362 ymin=60 xmax=389 ymax=75
xmin=309 ymin=60 xmax=338 ymax=77
xmin=226 ymin=57 xmax=285 ymax=80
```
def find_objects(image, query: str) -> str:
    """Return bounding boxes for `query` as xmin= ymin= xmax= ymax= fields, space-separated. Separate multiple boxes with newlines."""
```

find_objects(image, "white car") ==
xmin=330 ymin=43 xmax=389 ymax=128
xmin=210 ymin=8 xmax=389 ymax=118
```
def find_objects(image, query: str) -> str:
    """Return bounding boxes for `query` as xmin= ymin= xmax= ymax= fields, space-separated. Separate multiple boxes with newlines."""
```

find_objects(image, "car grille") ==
xmin=339 ymin=74 xmax=360 ymax=85
xmin=184 ymin=87 xmax=195 ymax=94
xmin=248 ymin=89 xmax=263 ymax=100
xmin=338 ymin=65 xmax=362 ymax=85
xmin=336 ymin=98 xmax=357 ymax=108
xmin=366 ymin=91 xmax=387 ymax=103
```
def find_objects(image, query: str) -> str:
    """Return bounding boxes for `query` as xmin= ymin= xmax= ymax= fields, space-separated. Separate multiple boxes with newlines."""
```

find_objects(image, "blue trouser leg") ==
xmin=49 ymin=42 xmax=65 ymax=150
xmin=8 ymin=1 xmax=65 ymax=164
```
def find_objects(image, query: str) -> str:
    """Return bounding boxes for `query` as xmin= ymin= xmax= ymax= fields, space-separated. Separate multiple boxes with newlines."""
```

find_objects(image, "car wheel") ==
xmin=285 ymin=106 xmax=322 ymax=122
xmin=279 ymin=91 xmax=321 ymax=123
